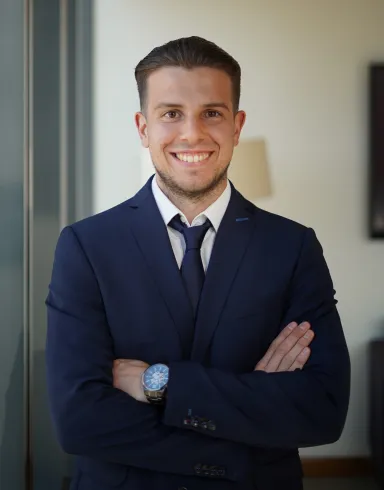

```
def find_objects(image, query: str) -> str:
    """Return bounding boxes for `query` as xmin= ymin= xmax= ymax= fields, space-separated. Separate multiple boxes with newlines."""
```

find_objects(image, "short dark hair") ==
xmin=135 ymin=36 xmax=241 ymax=113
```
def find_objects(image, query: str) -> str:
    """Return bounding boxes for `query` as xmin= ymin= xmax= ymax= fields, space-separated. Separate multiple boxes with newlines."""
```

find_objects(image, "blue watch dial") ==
xmin=143 ymin=364 xmax=169 ymax=391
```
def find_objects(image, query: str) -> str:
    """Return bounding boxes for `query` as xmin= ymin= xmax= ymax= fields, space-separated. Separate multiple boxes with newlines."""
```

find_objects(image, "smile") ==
xmin=172 ymin=152 xmax=213 ymax=163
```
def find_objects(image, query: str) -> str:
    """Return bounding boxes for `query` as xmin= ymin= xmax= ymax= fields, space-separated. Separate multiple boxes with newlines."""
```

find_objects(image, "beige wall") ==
xmin=93 ymin=0 xmax=384 ymax=457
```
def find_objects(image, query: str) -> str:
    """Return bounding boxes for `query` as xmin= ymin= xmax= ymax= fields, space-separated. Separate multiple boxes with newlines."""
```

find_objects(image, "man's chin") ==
xmin=155 ymin=167 xmax=228 ymax=200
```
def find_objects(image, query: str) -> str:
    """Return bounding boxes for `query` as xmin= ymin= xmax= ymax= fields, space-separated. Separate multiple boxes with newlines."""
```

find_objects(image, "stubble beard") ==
xmin=154 ymin=162 xmax=230 ymax=205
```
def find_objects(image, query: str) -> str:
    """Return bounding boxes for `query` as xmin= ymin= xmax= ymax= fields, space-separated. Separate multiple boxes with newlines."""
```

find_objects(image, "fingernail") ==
xmin=304 ymin=331 xmax=312 ymax=338
xmin=303 ymin=347 xmax=310 ymax=354
xmin=299 ymin=322 xmax=307 ymax=330
xmin=288 ymin=322 xmax=296 ymax=330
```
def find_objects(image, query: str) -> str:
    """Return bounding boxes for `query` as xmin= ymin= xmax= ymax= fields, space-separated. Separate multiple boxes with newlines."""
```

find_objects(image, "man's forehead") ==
xmin=146 ymin=67 xmax=232 ymax=106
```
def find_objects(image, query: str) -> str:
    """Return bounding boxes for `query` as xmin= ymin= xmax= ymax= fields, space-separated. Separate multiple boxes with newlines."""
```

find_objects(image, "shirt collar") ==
xmin=151 ymin=176 xmax=231 ymax=231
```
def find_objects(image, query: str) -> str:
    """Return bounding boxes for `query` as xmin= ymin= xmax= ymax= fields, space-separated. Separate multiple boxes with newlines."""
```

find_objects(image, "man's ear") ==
xmin=233 ymin=110 xmax=246 ymax=146
xmin=135 ymin=112 xmax=149 ymax=148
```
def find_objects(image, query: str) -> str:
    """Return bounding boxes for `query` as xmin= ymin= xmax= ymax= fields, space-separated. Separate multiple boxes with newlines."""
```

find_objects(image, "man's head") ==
xmin=134 ymin=36 xmax=246 ymax=200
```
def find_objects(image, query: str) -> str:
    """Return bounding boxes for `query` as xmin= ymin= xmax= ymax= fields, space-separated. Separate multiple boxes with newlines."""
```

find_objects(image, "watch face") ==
xmin=143 ymin=364 xmax=169 ymax=391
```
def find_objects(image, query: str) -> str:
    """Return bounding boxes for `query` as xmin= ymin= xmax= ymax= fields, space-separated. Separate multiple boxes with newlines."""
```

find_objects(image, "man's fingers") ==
xmin=263 ymin=322 xmax=311 ymax=372
xmin=269 ymin=321 xmax=300 ymax=351
xmin=254 ymin=322 xmax=298 ymax=370
xmin=276 ymin=329 xmax=315 ymax=372
xmin=288 ymin=347 xmax=311 ymax=371
xmin=254 ymin=321 xmax=312 ymax=372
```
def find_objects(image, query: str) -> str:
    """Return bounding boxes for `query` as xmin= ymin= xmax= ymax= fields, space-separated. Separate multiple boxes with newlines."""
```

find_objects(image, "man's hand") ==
xmin=113 ymin=322 xmax=313 ymax=398
xmin=255 ymin=321 xmax=314 ymax=372
xmin=113 ymin=359 xmax=149 ymax=403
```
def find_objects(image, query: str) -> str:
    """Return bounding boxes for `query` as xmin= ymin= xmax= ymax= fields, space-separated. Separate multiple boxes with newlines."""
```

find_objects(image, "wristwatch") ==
xmin=142 ymin=363 xmax=169 ymax=404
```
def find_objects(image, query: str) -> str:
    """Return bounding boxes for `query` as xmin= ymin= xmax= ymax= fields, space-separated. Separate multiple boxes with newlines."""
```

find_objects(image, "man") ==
xmin=46 ymin=36 xmax=350 ymax=490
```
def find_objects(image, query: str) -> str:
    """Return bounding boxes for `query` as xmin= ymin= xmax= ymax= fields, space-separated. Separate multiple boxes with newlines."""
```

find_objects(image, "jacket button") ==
xmin=207 ymin=421 xmax=216 ymax=431
xmin=194 ymin=464 xmax=202 ymax=475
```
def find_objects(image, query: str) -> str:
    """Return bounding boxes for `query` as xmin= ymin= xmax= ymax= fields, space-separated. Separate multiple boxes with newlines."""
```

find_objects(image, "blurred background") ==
xmin=1 ymin=0 xmax=384 ymax=489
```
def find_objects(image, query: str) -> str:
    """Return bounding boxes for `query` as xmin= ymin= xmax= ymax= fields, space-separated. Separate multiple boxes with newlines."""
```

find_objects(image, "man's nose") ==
xmin=179 ymin=117 xmax=205 ymax=145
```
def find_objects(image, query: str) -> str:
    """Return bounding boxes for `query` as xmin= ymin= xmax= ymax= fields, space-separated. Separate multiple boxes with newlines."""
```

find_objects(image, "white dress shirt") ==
xmin=151 ymin=176 xmax=231 ymax=272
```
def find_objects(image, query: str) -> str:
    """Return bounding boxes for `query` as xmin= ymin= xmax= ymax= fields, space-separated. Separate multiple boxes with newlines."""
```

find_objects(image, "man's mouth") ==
xmin=171 ymin=152 xmax=213 ymax=163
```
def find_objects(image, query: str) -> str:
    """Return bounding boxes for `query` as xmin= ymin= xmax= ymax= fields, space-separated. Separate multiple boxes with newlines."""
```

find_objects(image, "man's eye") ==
xmin=206 ymin=110 xmax=221 ymax=118
xmin=164 ymin=111 xmax=179 ymax=119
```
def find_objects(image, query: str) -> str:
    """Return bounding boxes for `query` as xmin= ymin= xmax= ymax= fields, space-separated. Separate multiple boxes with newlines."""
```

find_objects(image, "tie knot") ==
xmin=169 ymin=215 xmax=212 ymax=251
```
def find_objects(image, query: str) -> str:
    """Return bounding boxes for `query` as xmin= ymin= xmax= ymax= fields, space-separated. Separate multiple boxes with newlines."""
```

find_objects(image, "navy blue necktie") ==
xmin=169 ymin=215 xmax=212 ymax=316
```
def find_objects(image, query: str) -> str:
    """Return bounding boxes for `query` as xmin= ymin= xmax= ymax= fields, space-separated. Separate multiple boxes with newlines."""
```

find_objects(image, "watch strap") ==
xmin=144 ymin=387 xmax=166 ymax=404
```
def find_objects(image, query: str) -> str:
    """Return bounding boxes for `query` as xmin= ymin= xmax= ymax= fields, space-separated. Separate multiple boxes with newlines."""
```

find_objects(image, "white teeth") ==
xmin=175 ymin=152 xmax=210 ymax=163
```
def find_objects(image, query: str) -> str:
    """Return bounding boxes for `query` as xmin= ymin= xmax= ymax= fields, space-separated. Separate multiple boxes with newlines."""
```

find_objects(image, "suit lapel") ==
xmin=191 ymin=186 xmax=258 ymax=361
xmin=128 ymin=178 xmax=195 ymax=358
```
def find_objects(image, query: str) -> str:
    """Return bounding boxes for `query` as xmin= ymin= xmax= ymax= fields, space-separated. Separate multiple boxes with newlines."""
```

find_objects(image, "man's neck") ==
xmin=156 ymin=175 xmax=227 ymax=224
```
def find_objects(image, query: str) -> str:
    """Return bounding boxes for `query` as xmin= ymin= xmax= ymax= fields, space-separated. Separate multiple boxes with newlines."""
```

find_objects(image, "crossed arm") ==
xmin=46 ymin=225 xmax=350 ymax=480
xmin=113 ymin=320 xmax=314 ymax=403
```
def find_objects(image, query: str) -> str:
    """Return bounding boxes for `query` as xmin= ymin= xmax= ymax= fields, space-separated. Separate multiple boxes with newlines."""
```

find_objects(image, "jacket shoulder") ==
xmin=250 ymin=205 xmax=317 ymax=258
xmin=69 ymin=199 xmax=135 ymax=239
xmin=255 ymin=206 xmax=308 ymax=235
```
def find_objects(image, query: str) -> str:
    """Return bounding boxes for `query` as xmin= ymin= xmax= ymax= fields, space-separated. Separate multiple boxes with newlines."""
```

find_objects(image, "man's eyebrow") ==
xmin=154 ymin=103 xmax=183 ymax=111
xmin=154 ymin=102 xmax=231 ymax=111
xmin=202 ymin=102 xmax=230 ymax=111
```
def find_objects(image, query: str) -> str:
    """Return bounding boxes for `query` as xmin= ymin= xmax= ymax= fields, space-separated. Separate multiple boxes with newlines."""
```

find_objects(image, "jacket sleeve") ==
xmin=45 ymin=226 xmax=248 ymax=481
xmin=163 ymin=227 xmax=351 ymax=449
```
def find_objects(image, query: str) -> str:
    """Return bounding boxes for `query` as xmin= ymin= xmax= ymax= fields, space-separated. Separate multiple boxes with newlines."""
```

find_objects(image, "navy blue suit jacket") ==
xmin=46 ymin=177 xmax=350 ymax=490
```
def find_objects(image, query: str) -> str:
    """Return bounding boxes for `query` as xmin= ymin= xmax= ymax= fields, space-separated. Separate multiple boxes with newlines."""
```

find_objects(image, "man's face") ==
xmin=135 ymin=66 xmax=246 ymax=197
